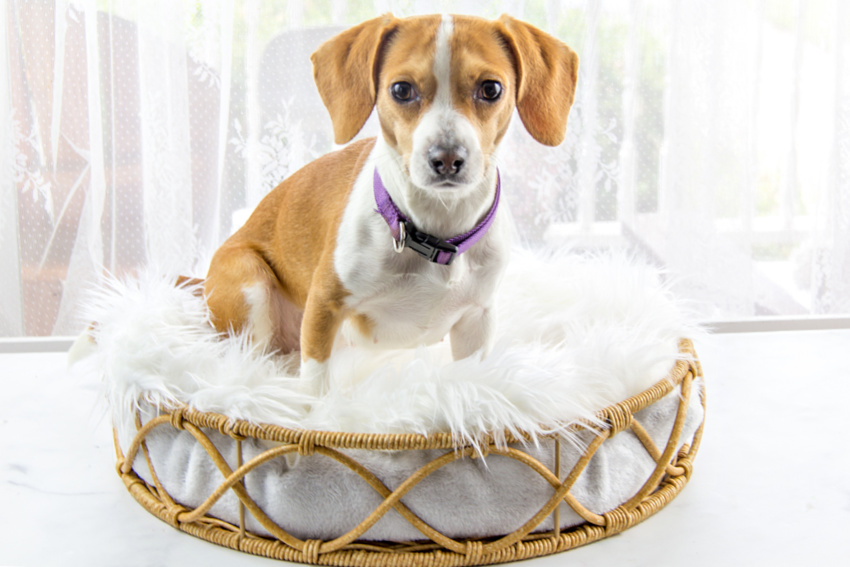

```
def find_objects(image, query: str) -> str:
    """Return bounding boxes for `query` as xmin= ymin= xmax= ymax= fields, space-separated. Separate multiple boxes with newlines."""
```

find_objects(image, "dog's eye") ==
xmin=391 ymin=82 xmax=416 ymax=103
xmin=477 ymin=80 xmax=503 ymax=101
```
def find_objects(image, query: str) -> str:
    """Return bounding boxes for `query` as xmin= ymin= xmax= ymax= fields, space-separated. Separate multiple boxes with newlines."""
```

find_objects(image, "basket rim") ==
xmin=132 ymin=338 xmax=697 ymax=451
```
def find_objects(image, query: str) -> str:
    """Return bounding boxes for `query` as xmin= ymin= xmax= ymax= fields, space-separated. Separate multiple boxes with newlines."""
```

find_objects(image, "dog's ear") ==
xmin=497 ymin=15 xmax=579 ymax=146
xmin=311 ymin=14 xmax=398 ymax=145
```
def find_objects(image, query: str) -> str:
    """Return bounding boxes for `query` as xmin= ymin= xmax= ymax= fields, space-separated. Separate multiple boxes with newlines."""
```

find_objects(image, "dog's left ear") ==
xmin=311 ymin=14 xmax=398 ymax=145
xmin=497 ymin=15 xmax=579 ymax=147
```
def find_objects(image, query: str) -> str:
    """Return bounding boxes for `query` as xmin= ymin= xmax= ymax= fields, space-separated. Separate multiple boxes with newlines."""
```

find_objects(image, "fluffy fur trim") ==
xmin=71 ymin=248 xmax=703 ymax=448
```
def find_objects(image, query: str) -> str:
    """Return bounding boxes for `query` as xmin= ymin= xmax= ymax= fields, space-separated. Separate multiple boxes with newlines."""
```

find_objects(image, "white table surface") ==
xmin=2 ymin=330 xmax=849 ymax=566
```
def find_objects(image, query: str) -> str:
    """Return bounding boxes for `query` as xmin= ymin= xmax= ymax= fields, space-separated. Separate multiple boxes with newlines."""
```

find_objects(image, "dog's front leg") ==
xmin=298 ymin=282 xmax=346 ymax=397
xmin=450 ymin=304 xmax=495 ymax=361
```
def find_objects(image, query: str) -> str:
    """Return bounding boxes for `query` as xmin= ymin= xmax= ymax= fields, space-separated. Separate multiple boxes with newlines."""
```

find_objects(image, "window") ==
xmin=2 ymin=0 xmax=848 ymax=339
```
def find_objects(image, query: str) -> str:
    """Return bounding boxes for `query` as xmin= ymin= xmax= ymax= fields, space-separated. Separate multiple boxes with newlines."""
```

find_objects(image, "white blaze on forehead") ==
xmin=433 ymin=15 xmax=454 ymax=109
xmin=408 ymin=13 xmax=484 ymax=190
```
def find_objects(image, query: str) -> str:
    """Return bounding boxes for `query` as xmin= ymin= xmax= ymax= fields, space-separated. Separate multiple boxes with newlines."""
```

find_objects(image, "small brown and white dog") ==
xmin=204 ymin=13 xmax=578 ymax=395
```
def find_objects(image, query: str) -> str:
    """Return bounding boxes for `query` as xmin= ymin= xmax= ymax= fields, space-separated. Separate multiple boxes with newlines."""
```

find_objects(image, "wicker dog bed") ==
xmin=114 ymin=338 xmax=704 ymax=566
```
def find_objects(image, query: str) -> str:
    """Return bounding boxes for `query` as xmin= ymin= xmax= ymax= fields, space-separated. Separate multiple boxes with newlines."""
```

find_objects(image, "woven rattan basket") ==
xmin=114 ymin=338 xmax=704 ymax=566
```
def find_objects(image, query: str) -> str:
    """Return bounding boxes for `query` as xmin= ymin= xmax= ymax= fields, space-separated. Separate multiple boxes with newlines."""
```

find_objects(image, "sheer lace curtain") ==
xmin=1 ymin=0 xmax=848 ymax=337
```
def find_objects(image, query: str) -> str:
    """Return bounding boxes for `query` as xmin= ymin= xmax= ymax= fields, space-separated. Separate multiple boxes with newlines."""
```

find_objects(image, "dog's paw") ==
xmin=298 ymin=359 xmax=331 ymax=398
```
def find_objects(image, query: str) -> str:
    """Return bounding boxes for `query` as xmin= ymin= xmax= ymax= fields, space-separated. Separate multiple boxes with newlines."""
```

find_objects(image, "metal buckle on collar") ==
xmin=393 ymin=221 xmax=458 ymax=265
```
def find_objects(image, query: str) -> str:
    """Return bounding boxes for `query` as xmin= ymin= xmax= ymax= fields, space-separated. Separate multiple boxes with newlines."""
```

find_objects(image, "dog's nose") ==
xmin=428 ymin=145 xmax=467 ymax=177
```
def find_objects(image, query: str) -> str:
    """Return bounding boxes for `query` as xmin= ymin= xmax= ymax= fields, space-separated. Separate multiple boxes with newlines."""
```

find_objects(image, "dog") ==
xmin=204 ymin=13 xmax=578 ymax=395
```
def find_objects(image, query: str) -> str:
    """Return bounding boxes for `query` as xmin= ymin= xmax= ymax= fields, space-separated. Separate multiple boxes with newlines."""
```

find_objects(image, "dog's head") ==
xmin=311 ymin=14 xmax=578 ymax=193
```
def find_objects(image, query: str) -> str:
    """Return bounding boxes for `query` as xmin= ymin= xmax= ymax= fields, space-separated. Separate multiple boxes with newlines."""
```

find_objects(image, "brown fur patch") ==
xmin=449 ymin=17 xmax=519 ymax=164
xmin=374 ymin=16 xmax=441 ymax=161
xmin=204 ymin=138 xmax=376 ymax=359
xmin=349 ymin=312 xmax=376 ymax=342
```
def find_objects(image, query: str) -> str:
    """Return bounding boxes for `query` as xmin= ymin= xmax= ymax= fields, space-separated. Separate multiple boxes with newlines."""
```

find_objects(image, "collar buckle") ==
xmin=402 ymin=221 xmax=459 ymax=265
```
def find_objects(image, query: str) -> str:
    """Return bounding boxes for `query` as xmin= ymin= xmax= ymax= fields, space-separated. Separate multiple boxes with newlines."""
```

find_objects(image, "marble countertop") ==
xmin=2 ymin=330 xmax=848 ymax=566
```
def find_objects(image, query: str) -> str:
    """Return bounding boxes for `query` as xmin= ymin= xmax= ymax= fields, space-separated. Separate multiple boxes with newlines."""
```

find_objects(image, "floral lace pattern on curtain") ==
xmin=2 ymin=0 xmax=848 ymax=336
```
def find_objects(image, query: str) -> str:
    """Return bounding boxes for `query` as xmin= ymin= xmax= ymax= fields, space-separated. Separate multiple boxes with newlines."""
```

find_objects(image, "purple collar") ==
xmin=373 ymin=169 xmax=501 ymax=265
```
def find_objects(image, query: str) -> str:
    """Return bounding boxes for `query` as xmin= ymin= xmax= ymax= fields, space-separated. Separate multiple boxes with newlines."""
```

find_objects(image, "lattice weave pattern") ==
xmin=115 ymin=339 xmax=705 ymax=566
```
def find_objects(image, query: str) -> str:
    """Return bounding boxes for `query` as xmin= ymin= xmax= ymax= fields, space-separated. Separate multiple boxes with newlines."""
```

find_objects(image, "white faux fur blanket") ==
xmin=74 ymin=248 xmax=701 ymax=446
xmin=71 ymin=247 xmax=705 ymax=541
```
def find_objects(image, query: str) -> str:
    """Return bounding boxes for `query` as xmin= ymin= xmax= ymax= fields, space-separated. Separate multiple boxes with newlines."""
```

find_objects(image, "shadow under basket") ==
xmin=114 ymin=339 xmax=705 ymax=566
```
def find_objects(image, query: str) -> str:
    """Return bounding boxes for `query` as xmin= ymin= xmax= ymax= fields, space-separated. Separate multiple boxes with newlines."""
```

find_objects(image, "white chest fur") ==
xmin=334 ymin=150 xmax=509 ymax=351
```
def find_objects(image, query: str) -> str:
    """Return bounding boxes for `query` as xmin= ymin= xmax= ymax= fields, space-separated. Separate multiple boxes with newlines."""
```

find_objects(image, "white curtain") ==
xmin=2 ymin=0 xmax=848 ymax=337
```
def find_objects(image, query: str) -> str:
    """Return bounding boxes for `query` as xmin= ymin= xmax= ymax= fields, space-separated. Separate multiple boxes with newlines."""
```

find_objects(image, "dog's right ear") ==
xmin=311 ymin=14 xmax=398 ymax=145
